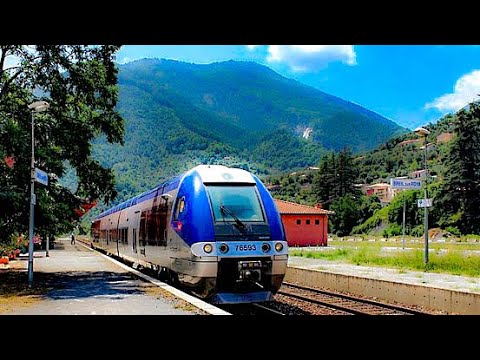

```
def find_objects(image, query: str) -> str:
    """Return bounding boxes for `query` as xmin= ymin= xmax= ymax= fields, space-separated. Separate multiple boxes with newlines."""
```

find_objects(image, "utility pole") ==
xmin=402 ymin=197 xmax=406 ymax=250
xmin=414 ymin=127 xmax=431 ymax=265
xmin=27 ymin=101 xmax=50 ymax=285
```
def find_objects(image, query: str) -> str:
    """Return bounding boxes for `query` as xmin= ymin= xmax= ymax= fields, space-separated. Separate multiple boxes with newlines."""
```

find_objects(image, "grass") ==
xmin=328 ymin=239 xmax=480 ymax=251
xmin=290 ymin=245 xmax=480 ymax=277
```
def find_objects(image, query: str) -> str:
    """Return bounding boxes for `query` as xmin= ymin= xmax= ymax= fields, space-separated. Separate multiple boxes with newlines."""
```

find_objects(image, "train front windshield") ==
xmin=206 ymin=185 xmax=265 ymax=223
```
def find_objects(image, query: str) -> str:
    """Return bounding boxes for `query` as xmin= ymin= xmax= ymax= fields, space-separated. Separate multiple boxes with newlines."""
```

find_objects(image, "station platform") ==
xmin=288 ymin=250 xmax=480 ymax=294
xmin=0 ymin=238 xmax=227 ymax=315
xmin=287 ymin=248 xmax=480 ymax=314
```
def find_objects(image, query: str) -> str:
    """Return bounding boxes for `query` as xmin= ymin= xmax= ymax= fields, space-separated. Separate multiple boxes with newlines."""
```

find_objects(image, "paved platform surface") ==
xmin=288 ymin=248 xmax=480 ymax=294
xmin=1 ymin=239 xmax=202 ymax=315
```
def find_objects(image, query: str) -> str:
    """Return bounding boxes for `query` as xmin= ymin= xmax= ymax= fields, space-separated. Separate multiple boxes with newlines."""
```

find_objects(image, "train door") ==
xmin=158 ymin=193 xmax=172 ymax=247
xmin=139 ymin=211 xmax=147 ymax=257
xmin=131 ymin=210 xmax=140 ymax=255
xmin=115 ymin=213 xmax=121 ymax=256
xmin=132 ymin=228 xmax=137 ymax=253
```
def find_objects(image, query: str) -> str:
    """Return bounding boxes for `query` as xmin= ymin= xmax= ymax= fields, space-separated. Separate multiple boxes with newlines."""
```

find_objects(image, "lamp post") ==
xmin=27 ymin=101 xmax=50 ymax=285
xmin=414 ymin=126 xmax=430 ymax=265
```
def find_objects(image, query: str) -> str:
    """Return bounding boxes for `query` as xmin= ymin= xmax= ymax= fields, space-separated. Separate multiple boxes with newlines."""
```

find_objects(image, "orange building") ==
xmin=367 ymin=182 xmax=394 ymax=203
xmin=274 ymin=199 xmax=334 ymax=247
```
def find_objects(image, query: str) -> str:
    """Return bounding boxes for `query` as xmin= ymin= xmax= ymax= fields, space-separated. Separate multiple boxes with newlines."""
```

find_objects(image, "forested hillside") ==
xmin=266 ymin=113 xmax=465 ymax=236
xmin=76 ymin=58 xmax=406 ymax=224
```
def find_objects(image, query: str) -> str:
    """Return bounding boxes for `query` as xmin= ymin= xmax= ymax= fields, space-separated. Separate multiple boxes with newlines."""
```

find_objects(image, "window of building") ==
xmin=315 ymin=219 xmax=320 ymax=225
xmin=306 ymin=219 xmax=311 ymax=225
xmin=296 ymin=219 xmax=301 ymax=225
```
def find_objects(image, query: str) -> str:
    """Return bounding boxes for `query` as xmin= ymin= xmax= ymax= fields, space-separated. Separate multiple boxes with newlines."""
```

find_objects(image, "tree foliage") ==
xmin=386 ymin=189 xmax=423 ymax=234
xmin=435 ymin=101 xmax=480 ymax=234
xmin=311 ymin=148 xmax=361 ymax=208
xmin=0 ymin=45 xmax=124 ymax=243
xmin=330 ymin=195 xmax=361 ymax=236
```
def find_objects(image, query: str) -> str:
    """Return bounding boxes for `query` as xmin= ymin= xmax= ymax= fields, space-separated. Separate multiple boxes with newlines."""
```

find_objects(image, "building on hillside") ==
xmin=366 ymin=182 xmax=394 ymax=203
xmin=274 ymin=199 xmax=334 ymax=247
xmin=355 ymin=183 xmax=371 ymax=195
xmin=410 ymin=169 xmax=427 ymax=180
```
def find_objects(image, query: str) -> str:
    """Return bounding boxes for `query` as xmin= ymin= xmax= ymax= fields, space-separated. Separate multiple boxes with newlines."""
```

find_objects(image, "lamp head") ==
xmin=414 ymin=127 xmax=430 ymax=137
xmin=28 ymin=101 xmax=50 ymax=112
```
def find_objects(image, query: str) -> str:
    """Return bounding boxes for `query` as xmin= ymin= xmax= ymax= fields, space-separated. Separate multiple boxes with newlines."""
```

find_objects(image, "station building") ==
xmin=274 ymin=199 xmax=334 ymax=247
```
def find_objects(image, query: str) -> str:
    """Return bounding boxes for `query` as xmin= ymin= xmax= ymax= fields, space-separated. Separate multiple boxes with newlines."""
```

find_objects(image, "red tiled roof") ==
xmin=274 ymin=199 xmax=334 ymax=215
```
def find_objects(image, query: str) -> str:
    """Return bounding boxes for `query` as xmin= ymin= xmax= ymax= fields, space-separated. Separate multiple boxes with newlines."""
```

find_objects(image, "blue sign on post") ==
xmin=390 ymin=178 xmax=422 ymax=190
xmin=35 ymin=168 xmax=48 ymax=186
xmin=418 ymin=199 xmax=433 ymax=208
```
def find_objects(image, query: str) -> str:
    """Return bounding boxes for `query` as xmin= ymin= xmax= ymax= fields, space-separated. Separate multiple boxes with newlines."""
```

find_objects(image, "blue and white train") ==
xmin=90 ymin=165 xmax=288 ymax=304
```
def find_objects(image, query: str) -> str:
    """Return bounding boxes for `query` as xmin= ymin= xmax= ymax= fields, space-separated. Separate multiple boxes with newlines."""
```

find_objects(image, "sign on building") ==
xmin=418 ymin=198 xmax=433 ymax=208
xmin=390 ymin=178 xmax=422 ymax=190
xmin=35 ymin=168 xmax=48 ymax=186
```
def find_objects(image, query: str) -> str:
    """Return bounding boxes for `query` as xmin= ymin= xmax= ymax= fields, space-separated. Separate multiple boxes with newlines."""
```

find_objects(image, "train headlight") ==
xmin=219 ymin=243 xmax=229 ymax=254
xmin=203 ymin=244 xmax=213 ymax=253
xmin=261 ymin=243 xmax=271 ymax=253
xmin=275 ymin=242 xmax=284 ymax=252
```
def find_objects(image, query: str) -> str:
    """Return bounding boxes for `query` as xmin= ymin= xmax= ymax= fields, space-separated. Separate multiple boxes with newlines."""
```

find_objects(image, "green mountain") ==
xmin=119 ymin=58 xmax=405 ymax=151
xmin=84 ymin=58 xmax=406 ymax=216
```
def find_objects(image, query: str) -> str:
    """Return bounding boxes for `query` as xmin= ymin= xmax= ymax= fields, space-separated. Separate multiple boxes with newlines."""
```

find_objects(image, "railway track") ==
xmin=278 ymin=282 xmax=431 ymax=315
xmin=218 ymin=302 xmax=288 ymax=315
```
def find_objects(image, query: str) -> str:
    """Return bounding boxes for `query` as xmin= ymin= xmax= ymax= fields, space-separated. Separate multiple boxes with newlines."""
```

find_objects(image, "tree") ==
xmin=436 ymin=100 xmax=480 ymax=234
xmin=311 ymin=148 xmax=360 ymax=209
xmin=336 ymin=147 xmax=360 ymax=197
xmin=0 ymin=45 xmax=124 ymax=244
xmin=358 ymin=194 xmax=382 ymax=225
xmin=311 ymin=153 xmax=335 ymax=207
xmin=330 ymin=195 xmax=361 ymax=236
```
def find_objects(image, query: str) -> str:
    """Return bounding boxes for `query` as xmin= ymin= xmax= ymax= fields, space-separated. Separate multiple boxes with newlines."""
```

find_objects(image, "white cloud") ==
xmin=246 ymin=45 xmax=260 ymax=51
xmin=117 ymin=57 xmax=134 ymax=64
xmin=425 ymin=70 xmax=480 ymax=112
xmin=264 ymin=45 xmax=356 ymax=72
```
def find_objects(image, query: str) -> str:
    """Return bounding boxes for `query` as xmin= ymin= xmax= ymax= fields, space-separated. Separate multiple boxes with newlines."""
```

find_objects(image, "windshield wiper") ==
xmin=220 ymin=205 xmax=247 ymax=233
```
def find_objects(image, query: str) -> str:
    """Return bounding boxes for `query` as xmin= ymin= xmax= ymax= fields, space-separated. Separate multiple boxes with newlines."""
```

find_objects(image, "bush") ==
xmin=387 ymin=223 xmax=402 ymax=237
xmin=0 ymin=233 xmax=23 ymax=257
xmin=445 ymin=226 xmax=461 ymax=236
xmin=382 ymin=223 xmax=402 ymax=238
xmin=410 ymin=225 xmax=424 ymax=237
xmin=459 ymin=234 xmax=480 ymax=242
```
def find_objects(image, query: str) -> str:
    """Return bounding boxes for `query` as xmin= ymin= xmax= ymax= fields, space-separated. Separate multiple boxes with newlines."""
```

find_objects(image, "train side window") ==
xmin=306 ymin=219 xmax=311 ymax=225
xmin=315 ymin=219 xmax=320 ymax=225
xmin=296 ymin=219 xmax=301 ymax=225
xmin=174 ymin=196 xmax=186 ymax=221
xmin=173 ymin=196 xmax=185 ymax=221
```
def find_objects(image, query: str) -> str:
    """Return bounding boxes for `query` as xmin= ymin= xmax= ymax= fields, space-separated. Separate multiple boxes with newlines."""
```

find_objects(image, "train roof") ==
xmin=93 ymin=165 xmax=256 ymax=221
xmin=94 ymin=173 xmax=184 ymax=220
xmin=194 ymin=164 xmax=256 ymax=184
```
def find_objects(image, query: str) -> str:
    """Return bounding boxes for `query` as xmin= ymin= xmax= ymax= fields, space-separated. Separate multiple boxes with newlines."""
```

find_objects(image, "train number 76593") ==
xmin=235 ymin=244 xmax=257 ymax=251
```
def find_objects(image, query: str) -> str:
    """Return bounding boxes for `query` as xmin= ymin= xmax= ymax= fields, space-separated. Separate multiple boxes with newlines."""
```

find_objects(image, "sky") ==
xmin=116 ymin=45 xmax=480 ymax=130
